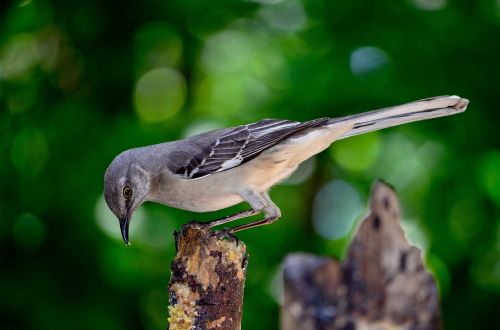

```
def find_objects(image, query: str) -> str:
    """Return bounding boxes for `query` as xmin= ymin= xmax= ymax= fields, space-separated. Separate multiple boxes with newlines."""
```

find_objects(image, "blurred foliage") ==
xmin=1 ymin=0 xmax=499 ymax=329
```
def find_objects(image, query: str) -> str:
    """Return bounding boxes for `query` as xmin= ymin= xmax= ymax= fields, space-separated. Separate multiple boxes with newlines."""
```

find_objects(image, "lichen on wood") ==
xmin=281 ymin=181 xmax=442 ymax=330
xmin=168 ymin=222 xmax=248 ymax=330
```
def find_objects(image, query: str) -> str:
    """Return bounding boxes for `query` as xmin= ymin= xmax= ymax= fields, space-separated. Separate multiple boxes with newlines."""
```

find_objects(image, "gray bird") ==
xmin=104 ymin=95 xmax=468 ymax=244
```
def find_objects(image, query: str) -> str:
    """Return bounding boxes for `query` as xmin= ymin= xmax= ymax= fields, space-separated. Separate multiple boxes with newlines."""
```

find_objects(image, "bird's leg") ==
xmin=230 ymin=192 xmax=282 ymax=232
xmin=206 ymin=209 xmax=261 ymax=228
xmin=230 ymin=216 xmax=279 ymax=232
xmin=206 ymin=188 xmax=267 ymax=228
xmin=206 ymin=190 xmax=282 ymax=232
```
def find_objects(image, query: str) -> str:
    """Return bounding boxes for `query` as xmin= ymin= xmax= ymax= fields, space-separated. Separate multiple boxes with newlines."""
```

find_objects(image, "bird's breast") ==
xmin=149 ymin=172 xmax=244 ymax=212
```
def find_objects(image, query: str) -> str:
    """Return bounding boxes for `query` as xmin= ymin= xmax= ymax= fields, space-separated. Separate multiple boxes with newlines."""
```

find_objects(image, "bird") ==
xmin=104 ymin=95 xmax=468 ymax=245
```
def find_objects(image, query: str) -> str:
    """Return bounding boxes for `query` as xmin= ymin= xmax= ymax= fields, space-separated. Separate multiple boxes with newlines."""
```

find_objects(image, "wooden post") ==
xmin=282 ymin=181 xmax=442 ymax=330
xmin=168 ymin=223 xmax=248 ymax=330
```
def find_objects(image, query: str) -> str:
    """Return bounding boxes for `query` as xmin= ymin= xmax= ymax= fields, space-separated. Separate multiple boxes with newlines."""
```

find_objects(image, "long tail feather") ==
xmin=331 ymin=96 xmax=468 ymax=139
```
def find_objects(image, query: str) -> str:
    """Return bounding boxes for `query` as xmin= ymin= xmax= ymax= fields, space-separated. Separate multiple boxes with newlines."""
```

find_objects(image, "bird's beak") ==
xmin=119 ymin=217 xmax=130 ymax=245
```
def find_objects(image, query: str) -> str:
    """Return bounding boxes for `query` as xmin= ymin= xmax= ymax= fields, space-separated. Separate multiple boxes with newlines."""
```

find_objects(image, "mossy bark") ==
xmin=168 ymin=223 xmax=247 ymax=330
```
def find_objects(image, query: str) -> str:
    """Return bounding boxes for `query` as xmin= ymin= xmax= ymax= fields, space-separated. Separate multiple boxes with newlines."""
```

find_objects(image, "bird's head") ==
xmin=104 ymin=150 xmax=150 ymax=245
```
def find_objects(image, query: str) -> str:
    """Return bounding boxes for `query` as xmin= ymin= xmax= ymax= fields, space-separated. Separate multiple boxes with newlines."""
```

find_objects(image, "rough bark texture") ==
xmin=168 ymin=223 xmax=248 ymax=330
xmin=282 ymin=181 xmax=442 ymax=330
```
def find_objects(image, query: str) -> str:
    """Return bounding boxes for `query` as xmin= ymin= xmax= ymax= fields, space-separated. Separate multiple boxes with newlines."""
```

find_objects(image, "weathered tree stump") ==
xmin=282 ymin=181 xmax=441 ymax=330
xmin=168 ymin=223 xmax=248 ymax=330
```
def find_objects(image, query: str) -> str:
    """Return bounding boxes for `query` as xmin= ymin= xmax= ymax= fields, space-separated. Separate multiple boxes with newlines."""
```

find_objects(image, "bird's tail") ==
xmin=331 ymin=96 xmax=468 ymax=139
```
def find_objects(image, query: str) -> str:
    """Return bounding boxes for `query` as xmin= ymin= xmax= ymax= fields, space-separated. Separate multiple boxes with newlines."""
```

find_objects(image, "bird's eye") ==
xmin=123 ymin=186 xmax=133 ymax=199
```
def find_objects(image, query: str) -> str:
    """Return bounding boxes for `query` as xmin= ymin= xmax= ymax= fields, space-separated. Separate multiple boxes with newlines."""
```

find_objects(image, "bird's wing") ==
xmin=171 ymin=118 xmax=330 ymax=179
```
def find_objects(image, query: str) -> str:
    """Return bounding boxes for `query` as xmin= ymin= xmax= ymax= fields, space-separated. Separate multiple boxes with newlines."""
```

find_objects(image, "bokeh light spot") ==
xmin=0 ymin=33 xmax=39 ymax=80
xmin=331 ymin=133 xmax=381 ymax=172
xmin=134 ymin=68 xmax=186 ymax=123
xmin=373 ymin=133 xmax=440 ymax=190
xmin=201 ymin=30 xmax=254 ymax=74
xmin=312 ymin=180 xmax=363 ymax=240
xmin=258 ymin=0 xmax=307 ymax=32
xmin=350 ymin=46 xmax=389 ymax=76
xmin=266 ymin=266 xmax=284 ymax=305
xmin=11 ymin=128 xmax=49 ymax=177
xmin=195 ymin=75 xmax=246 ymax=116
xmin=478 ymin=150 xmax=500 ymax=204
xmin=18 ymin=0 xmax=32 ymax=7
xmin=12 ymin=213 xmax=45 ymax=251
xmin=252 ymin=47 xmax=289 ymax=89
xmin=411 ymin=0 xmax=447 ymax=11
xmin=249 ymin=0 xmax=285 ymax=4
xmin=194 ymin=22 xmax=283 ymax=117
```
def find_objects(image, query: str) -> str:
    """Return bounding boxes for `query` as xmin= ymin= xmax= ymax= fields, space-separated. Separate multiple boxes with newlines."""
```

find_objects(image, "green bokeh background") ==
xmin=1 ymin=0 xmax=499 ymax=329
